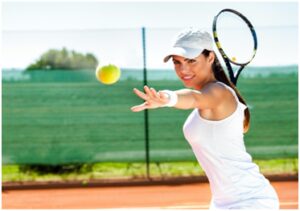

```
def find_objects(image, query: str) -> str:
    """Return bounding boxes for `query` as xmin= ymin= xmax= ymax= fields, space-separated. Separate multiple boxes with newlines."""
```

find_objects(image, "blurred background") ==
xmin=2 ymin=1 xmax=298 ymax=183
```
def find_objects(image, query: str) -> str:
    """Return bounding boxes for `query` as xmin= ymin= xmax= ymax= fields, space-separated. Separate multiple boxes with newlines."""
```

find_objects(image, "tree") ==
xmin=26 ymin=48 xmax=98 ymax=71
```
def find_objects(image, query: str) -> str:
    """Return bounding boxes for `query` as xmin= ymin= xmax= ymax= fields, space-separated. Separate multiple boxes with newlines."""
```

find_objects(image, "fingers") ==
xmin=131 ymin=86 xmax=167 ymax=112
xmin=144 ymin=86 xmax=156 ymax=99
xmin=134 ymin=86 xmax=160 ymax=101
xmin=150 ymin=87 xmax=159 ymax=98
xmin=131 ymin=103 xmax=148 ymax=112
xmin=145 ymin=86 xmax=162 ymax=101
xmin=133 ymin=88 xmax=149 ymax=101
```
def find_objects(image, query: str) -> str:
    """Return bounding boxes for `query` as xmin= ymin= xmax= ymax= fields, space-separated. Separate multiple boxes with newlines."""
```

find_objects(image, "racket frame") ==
xmin=212 ymin=8 xmax=258 ymax=85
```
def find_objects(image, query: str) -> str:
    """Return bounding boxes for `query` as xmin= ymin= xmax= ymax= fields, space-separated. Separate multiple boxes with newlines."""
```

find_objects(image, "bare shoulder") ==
xmin=193 ymin=82 xmax=235 ymax=110
xmin=202 ymin=82 xmax=231 ymax=98
xmin=201 ymin=82 xmax=237 ymax=114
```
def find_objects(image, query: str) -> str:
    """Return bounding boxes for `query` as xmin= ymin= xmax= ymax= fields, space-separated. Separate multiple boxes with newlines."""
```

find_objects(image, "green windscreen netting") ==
xmin=2 ymin=70 xmax=195 ymax=164
xmin=2 ymin=68 xmax=298 ymax=165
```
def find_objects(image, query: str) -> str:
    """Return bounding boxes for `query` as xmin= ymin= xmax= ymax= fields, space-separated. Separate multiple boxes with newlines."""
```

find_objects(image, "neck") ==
xmin=195 ymin=74 xmax=217 ymax=90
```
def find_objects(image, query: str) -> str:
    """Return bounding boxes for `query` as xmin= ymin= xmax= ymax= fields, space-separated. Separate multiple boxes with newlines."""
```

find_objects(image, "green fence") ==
xmin=2 ymin=67 xmax=298 ymax=165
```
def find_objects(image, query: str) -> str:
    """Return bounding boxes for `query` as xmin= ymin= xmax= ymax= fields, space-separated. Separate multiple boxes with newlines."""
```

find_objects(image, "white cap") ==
xmin=164 ymin=28 xmax=214 ymax=63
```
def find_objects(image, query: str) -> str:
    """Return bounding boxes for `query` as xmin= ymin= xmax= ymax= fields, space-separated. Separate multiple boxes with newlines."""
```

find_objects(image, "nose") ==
xmin=178 ymin=63 xmax=190 ymax=73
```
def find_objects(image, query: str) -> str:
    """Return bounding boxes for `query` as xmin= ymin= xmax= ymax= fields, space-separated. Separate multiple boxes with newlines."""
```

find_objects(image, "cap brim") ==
xmin=163 ymin=47 xmax=204 ymax=63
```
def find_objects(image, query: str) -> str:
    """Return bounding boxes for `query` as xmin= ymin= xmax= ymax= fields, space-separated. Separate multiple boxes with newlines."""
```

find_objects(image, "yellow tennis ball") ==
xmin=95 ymin=64 xmax=121 ymax=85
xmin=232 ymin=57 xmax=237 ymax=62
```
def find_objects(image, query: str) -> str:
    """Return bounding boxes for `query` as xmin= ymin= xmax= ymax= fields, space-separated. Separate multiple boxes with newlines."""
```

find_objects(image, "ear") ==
xmin=208 ymin=51 xmax=215 ymax=65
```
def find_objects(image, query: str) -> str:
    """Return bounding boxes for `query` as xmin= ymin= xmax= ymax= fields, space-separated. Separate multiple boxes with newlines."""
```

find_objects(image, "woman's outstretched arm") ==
xmin=131 ymin=84 xmax=226 ymax=112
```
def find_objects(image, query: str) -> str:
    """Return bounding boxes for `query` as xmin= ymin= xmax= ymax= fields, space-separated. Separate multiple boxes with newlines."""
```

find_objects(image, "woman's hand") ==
xmin=131 ymin=85 xmax=170 ymax=112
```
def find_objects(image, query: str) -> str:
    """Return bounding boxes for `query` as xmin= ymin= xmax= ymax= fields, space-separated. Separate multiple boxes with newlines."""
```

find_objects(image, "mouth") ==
xmin=181 ymin=75 xmax=195 ymax=82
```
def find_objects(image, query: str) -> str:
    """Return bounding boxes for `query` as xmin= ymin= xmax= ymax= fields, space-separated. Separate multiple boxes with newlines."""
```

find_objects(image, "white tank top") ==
xmin=183 ymin=82 xmax=278 ymax=207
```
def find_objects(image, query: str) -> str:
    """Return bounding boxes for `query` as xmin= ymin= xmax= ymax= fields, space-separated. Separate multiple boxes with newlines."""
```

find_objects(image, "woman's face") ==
xmin=172 ymin=53 xmax=215 ymax=90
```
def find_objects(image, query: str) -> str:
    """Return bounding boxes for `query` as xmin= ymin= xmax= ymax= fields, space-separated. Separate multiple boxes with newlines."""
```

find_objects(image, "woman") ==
xmin=131 ymin=28 xmax=279 ymax=209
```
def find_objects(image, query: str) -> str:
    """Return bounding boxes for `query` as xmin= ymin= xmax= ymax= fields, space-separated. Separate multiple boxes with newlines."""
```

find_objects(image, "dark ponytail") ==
xmin=202 ymin=49 xmax=250 ymax=133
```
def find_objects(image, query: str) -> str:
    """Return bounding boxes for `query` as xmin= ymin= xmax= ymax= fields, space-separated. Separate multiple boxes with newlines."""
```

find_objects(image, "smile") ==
xmin=181 ymin=75 xmax=195 ymax=81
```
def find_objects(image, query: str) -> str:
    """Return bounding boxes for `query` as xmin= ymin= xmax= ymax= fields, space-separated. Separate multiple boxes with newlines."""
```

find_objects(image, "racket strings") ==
xmin=214 ymin=11 xmax=256 ymax=65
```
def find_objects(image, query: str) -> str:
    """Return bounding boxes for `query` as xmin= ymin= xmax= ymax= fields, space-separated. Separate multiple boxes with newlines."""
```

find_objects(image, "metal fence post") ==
xmin=142 ymin=27 xmax=150 ymax=180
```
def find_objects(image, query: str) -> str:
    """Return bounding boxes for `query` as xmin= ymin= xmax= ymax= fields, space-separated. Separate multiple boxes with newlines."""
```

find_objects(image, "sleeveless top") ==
xmin=183 ymin=82 xmax=278 ymax=206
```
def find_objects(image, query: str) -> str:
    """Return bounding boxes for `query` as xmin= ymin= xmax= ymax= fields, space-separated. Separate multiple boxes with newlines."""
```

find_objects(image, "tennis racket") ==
xmin=212 ymin=8 xmax=258 ymax=85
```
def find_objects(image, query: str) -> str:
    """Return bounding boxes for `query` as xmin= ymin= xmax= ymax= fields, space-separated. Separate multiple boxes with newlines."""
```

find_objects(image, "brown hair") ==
xmin=202 ymin=49 xmax=250 ymax=133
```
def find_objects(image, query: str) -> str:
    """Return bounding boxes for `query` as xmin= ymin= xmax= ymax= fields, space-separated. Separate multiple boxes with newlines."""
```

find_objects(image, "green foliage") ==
xmin=19 ymin=164 xmax=86 ymax=174
xmin=2 ymin=159 xmax=298 ymax=182
xmin=26 ymin=47 xmax=98 ymax=70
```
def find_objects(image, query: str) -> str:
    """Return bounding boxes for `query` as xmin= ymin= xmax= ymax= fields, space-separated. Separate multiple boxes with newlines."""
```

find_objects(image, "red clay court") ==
xmin=2 ymin=181 xmax=298 ymax=209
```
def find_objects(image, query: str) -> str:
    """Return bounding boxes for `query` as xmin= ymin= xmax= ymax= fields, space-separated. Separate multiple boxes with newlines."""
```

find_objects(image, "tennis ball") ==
xmin=95 ymin=64 xmax=121 ymax=85
xmin=232 ymin=57 xmax=237 ymax=62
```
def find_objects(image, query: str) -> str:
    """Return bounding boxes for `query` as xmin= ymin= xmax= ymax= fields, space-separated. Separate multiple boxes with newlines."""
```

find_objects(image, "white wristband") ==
xmin=161 ymin=90 xmax=178 ymax=107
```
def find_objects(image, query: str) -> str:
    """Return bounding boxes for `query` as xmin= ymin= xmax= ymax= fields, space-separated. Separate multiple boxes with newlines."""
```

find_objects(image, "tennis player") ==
xmin=131 ymin=28 xmax=279 ymax=209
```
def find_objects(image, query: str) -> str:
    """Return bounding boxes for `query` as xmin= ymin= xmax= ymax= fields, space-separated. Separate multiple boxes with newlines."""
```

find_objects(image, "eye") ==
xmin=187 ymin=59 xmax=196 ymax=64
xmin=173 ymin=60 xmax=180 ymax=65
